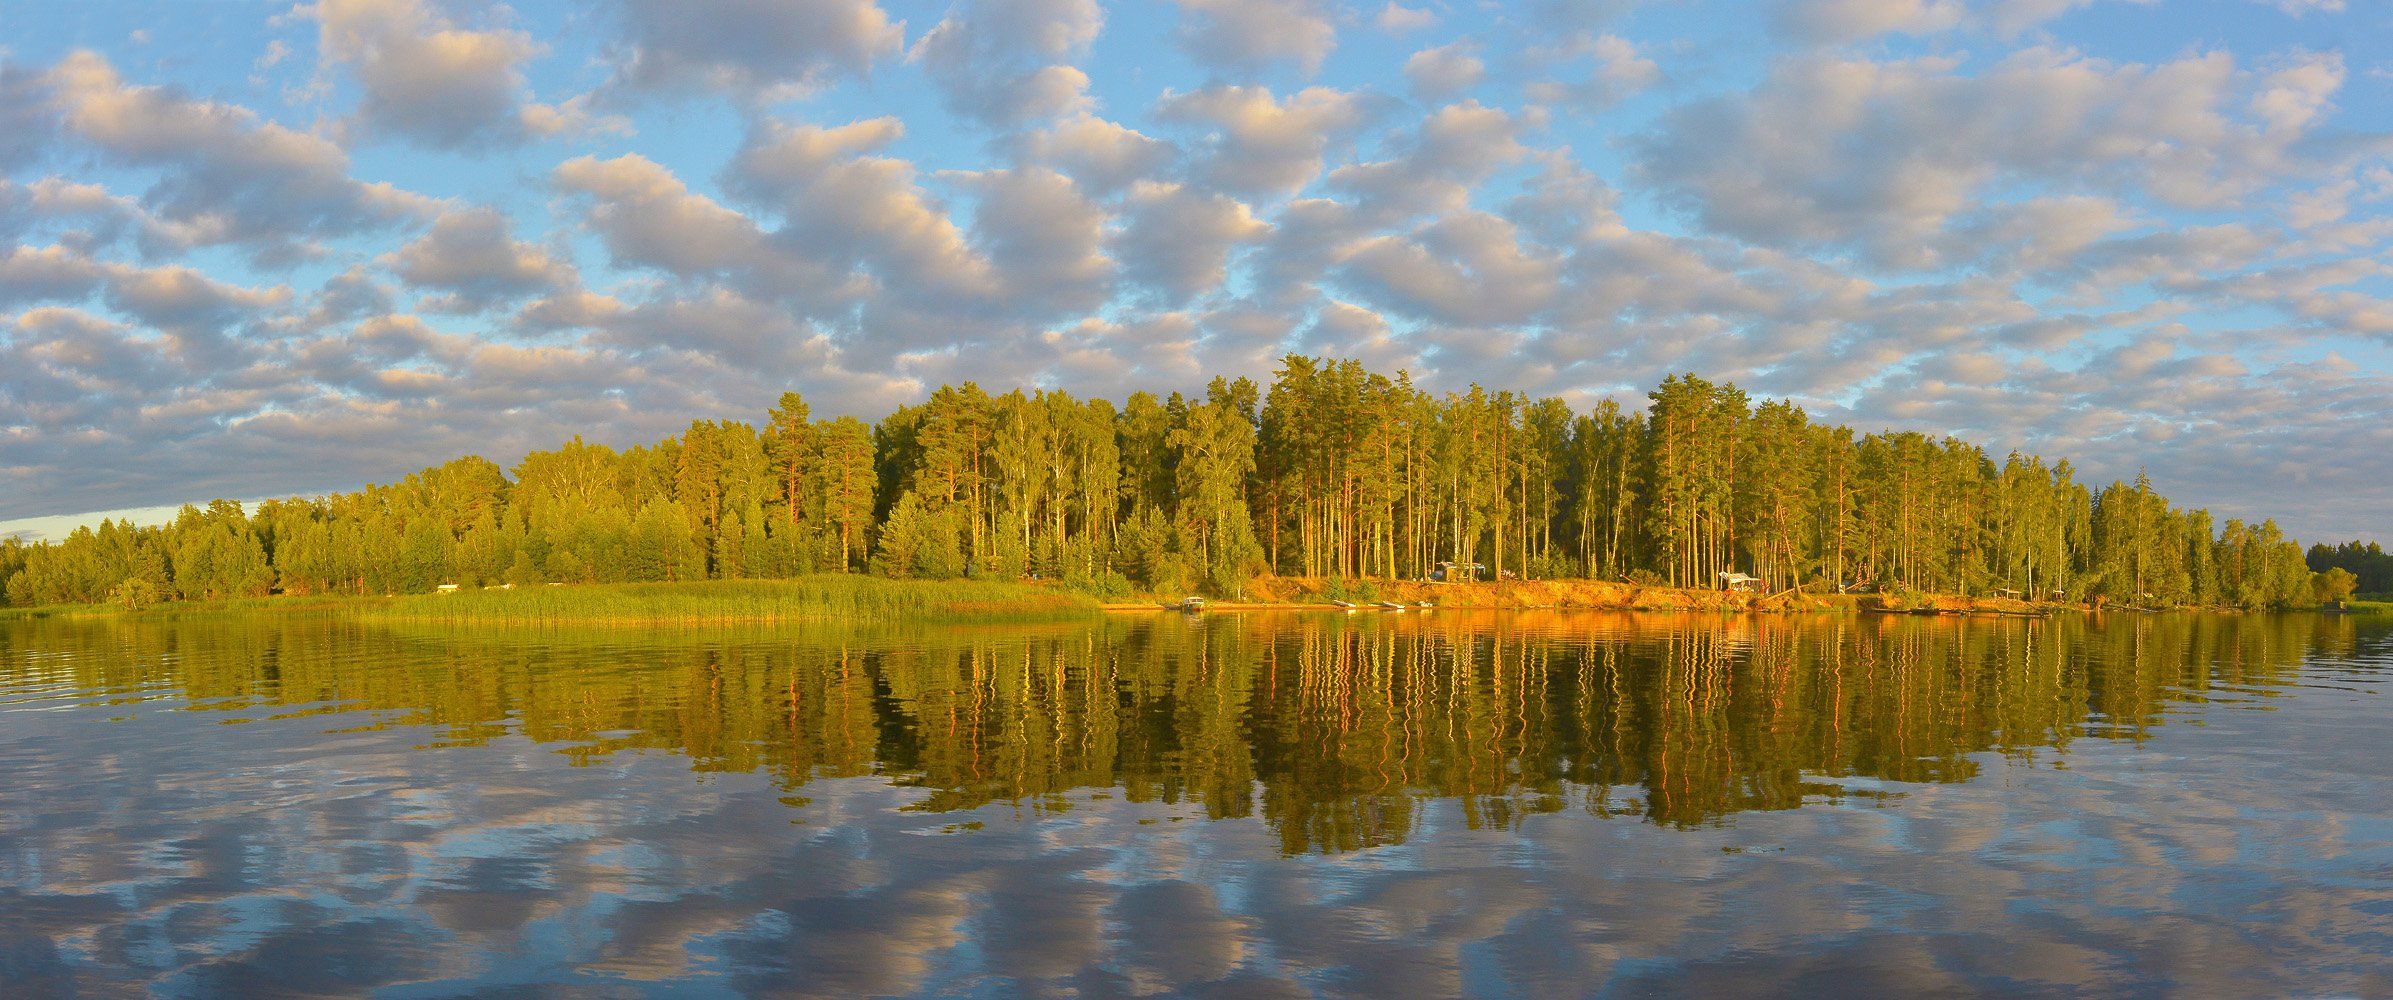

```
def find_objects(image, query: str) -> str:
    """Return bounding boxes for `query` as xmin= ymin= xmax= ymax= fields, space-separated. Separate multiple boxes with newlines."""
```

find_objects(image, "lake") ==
xmin=1 ymin=609 xmax=2388 ymax=996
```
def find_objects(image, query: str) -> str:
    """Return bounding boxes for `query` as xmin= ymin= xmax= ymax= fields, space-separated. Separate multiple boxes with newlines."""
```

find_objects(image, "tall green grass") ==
xmin=0 ymin=594 xmax=352 ymax=621
xmin=347 ymin=576 xmax=1102 ymax=628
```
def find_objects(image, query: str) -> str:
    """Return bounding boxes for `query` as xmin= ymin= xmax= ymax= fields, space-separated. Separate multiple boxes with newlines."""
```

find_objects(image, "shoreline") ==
xmin=0 ymin=577 xmax=1104 ymax=627
xmin=5 ymin=576 xmax=2367 ymax=625
xmin=1104 ymin=578 xmax=2073 ymax=617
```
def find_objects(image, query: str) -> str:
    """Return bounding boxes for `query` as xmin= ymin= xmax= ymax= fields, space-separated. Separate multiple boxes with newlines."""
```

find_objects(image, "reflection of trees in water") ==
xmin=0 ymin=611 xmax=2367 ymax=853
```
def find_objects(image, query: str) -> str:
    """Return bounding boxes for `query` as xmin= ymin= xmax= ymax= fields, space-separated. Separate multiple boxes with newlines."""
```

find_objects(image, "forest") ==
xmin=0 ymin=356 xmax=2345 ymax=611
xmin=2306 ymin=541 xmax=2392 ymax=597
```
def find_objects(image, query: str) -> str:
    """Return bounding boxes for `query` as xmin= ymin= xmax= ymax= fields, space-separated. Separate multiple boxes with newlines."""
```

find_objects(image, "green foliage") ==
xmin=872 ymin=492 xmax=966 ymax=579
xmin=1314 ymin=577 xmax=1385 ymax=602
xmin=2312 ymin=567 xmax=2358 ymax=606
xmin=2307 ymin=541 xmax=2393 ymax=593
xmin=110 ymin=576 xmax=159 ymax=610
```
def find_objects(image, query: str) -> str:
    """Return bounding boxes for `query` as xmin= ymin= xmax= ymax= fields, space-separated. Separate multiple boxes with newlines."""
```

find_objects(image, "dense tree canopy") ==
xmin=1 ymin=357 xmax=2333 ymax=610
xmin=2306 ymin=541 xmax=2392 ymax=596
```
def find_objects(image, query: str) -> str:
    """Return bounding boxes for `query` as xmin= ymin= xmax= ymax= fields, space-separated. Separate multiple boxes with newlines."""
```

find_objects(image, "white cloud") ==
xmin=381 ymin=207 xmax=576 ymax=312
xmin=1014 ymin=114 xmax=1175 ymax=193
xmin=952 ymin=165 xmax=1113 ymax=313
xmin=42 ymin=50 xmax=434 ymax=262
xmin=0 ymin=63 xmax=57 ymax=169
xmin=1329 ymin=100 xmax=1526 ymax=220
xmin=304 ymin=0 xmax=591 ymax=149
xmin=1113 ymin=182 xmax=1270 ymax=304
xmin=555 ymin=153 xmax=774 ymax=278
xmin=606 ymin=0 xmax=904 ymax=101
xmin=728 ymin=117 xmax=998 ymax=309
xmin=1404 ymin=42 xmax=1484 ymax=101
xmin=1774 ymin=0 xmax=1967 ymax=44
xmin=1156 ymin=84 xmax=1375 ymax=198
xmin=1525 ymin=34 xmax=1659 ymax=112
xmin=1340 ymin=211 xmax=1562 ymax=326
xmin=910 ymin=0 xmax=1102 ymax=126
xmin=1635 ymin=48 xmax=2362 ymax=266
xmin=1375 ymin=3 xmax=1439 ymax=33
xmin=1170 ymin=0 xmax=1338 ymax=75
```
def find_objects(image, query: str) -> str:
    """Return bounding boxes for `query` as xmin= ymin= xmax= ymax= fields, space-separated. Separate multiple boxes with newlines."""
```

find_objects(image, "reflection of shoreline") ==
xmin=1104 ymin=577 xmax=2241 ymax=615
xmin=0 ymin=576 xmax=1105 ymax=628
xmin=0 ymin=611 xmax=2372 ymax=854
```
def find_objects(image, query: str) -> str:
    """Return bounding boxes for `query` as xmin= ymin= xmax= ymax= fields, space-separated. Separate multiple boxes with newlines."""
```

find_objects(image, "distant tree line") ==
xmin=2306 ymin=541 xmax=2389 ymax=597
xmin=0 ymin=356 xmax=2333 ymax=610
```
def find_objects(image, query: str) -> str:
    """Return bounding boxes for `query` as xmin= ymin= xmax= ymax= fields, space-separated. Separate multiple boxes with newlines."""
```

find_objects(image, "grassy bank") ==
xmin=0 ymin=594 xmax=360 ymax=621
xmin=350 ymin=576 xmax=1102 ymax=628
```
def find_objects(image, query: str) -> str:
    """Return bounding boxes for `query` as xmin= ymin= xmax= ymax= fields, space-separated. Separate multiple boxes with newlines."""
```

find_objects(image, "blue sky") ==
xmin=0 ymin=0 xmax=2387 ymax=544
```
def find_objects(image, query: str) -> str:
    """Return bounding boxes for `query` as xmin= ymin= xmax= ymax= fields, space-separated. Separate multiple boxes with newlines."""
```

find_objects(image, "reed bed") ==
xmin=348 ymin=577 xmax=1102 ymax=628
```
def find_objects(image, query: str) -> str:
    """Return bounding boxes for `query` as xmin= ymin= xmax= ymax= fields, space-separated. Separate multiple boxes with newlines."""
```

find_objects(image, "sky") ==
xmin=0 ymin=0 xmax=2387 ymax=546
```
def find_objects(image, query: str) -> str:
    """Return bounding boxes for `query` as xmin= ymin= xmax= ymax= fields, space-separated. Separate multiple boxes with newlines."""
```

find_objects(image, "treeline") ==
xmin=0 ymin=356 xmax=2332 ymax=609
xmin=2306 ymin=541 xmax=2391 ymax=596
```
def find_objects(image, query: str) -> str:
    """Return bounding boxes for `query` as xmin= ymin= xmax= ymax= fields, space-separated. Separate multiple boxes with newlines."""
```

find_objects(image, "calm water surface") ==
xmin=1 ymin=610 xmax=2388 ymax=997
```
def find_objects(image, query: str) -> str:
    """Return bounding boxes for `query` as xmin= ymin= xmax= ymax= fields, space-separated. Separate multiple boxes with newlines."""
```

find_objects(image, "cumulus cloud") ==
xmin=0 ymin=63 xmax=55 ymax=170
xmin=553 ymin=151 xmax=849 ymax=320
xmin=1774 ymin=0 xmax=1967 ymax=45
xmin=1635 ymin=48 xmax=2362 ymax=267
xmin=1526 ymin=34 xmax=1661 ymax=112
xmin=303 ymin=0 xmax=600 ymax=149
xmin=1014 ymin=114 xmax=1175 ymax=193
xmin=1340 ymin=211 xmax=1562 ymax=326
xmin=1329 ymin=100 xmax=1526 ymax=220
xmin=381 ymin=207 xmax=576 ymax=312
xmin=102 ymin=263 xmax=290 ymax=333
xmin=1775 ymin=0 xmax=2149 ymax=43
xmin=557 ymin=154 xmax=766 ymax=277
xmin=0 ymin=176 xmax=216 ymax=257
xmin=1403 ymin=42 xmax=1484 ymax=101
xmin=1170 ymin=0 xmax=1338 ymax=76
xmin=1156 ymin=85 xmax=1376 ymax=198
xmin=953 ymin=166 xmax=1114 ymax=311
xmin=1375 ymin=3 xmax=1439 ymax=33
xmin=42 ymin=50 xmax=433 ymax=262
xmin=605 ymin=0 xmax=904 ymax=101
xmin=1114 ymin=182 xmax=1270 ymax=304
xmin=729 ymin=116 xmax=998 ymax=311
xmin=0 ymin=244 xmax=109 ymax=304
xmin=0 ymin=243 xmax=291 ymax=346
xmin=910 ymin=0 xmax=1102 ymax=127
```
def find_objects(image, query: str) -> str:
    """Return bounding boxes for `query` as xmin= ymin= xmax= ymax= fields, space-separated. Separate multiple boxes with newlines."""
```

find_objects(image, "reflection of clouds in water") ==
xmin=0 ymin=617 xmax=2388 ymax=995
xmin=7 ymin=722 xmax=2393 ymax=997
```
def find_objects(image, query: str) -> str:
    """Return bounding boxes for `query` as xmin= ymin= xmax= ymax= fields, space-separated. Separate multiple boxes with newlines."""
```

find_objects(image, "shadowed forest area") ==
xmin=1 ymin=356 xmax=2348 ymax=611
xmin=2306 ymin=541 xmax=2392 ymax=597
